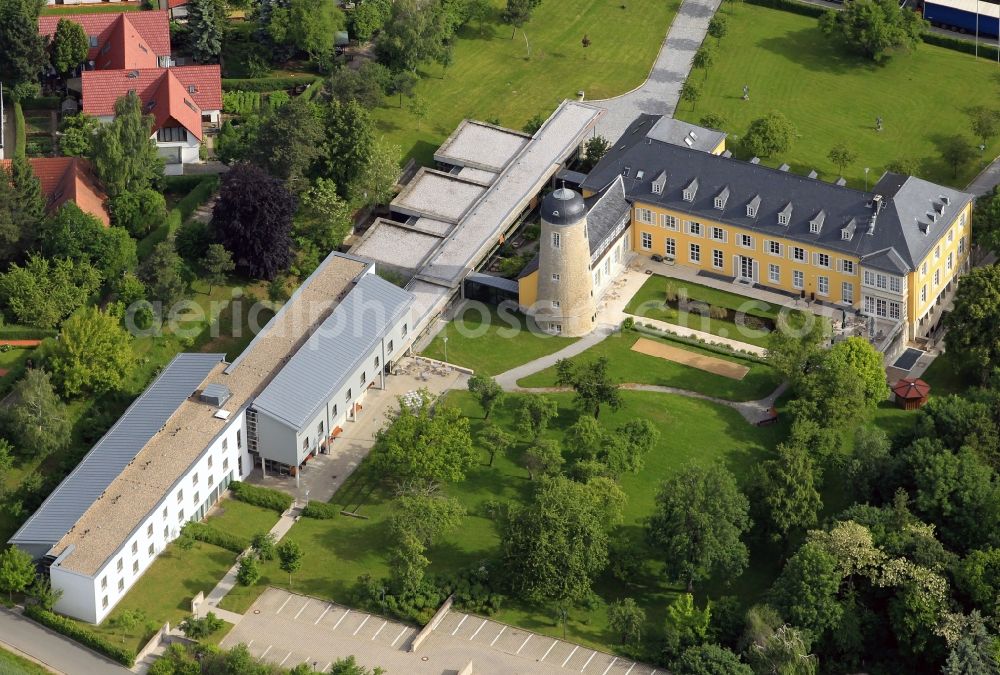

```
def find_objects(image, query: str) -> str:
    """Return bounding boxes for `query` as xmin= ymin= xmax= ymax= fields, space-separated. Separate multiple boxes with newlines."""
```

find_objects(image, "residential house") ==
xmin=81 ymin=66 xmax=221 ymax=174
xmin=1 ymin=157 xmax=110 ymax=225
xmin=38 ymin=12 xmax=171 ymax=73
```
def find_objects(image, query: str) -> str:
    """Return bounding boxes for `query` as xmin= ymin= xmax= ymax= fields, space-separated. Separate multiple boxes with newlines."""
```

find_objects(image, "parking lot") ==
xmin=222 ymin=588 xmax=660 ymax=674
xmin=430 ymin=610 xmax=661 ymax=675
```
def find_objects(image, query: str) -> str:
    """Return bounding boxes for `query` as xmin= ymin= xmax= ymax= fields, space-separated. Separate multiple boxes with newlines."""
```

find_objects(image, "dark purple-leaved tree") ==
xmin=211 ymin=163 xmax=296 ymax=280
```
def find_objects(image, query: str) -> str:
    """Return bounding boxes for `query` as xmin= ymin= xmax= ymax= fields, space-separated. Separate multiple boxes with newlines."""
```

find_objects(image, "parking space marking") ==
xmin=247 ymin=640 xmax=253 ymax=648
xmin=323 ymin=663 xmax=331 ymax=673
xmin=451 ymin=614 xmax=468 ymax=636
xmin=372 ymin=620 xmax=387 ymax=640
xmin=581 ymin=650 xmax=596 ymax=672
xmin=332 ymin=609 xmax=350 ymax=631
xmin=391 ymin=626 xmax=409 ymax=647
xmin=276 ymin=596 xmax=292 ymax=614
xmin=541 ymin=639 xmax=558 ymax=661
xmin=279 ymin=652 xmax=291 ymax=666
xmin=260 ymin=645 xmax=272 ymax=659
xmin=315 ymin=604 xmax=331 ymax=625
xmin=490 ymin=625 xmax=507 ymax=647
xmin=601 ymin=657 xmax=618 ymax=675
xmin=294 ymin=600 xmax=309 ymax=620
xmin=624 ymin=663 xmax=635 ymax=675
xmin=470 ymin=619 xmax=487 ymax=640
xmin=515 ymin=634 xmax=531 ymax=655
xmin=562 ymin=645 xmax=579 ymax=668
xmin=352 ymin=615 xmax=370 ymax=636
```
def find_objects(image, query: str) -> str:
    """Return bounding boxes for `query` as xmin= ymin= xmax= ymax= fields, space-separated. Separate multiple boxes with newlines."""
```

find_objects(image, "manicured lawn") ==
xmin=420 ymin=307 xmax=577 ymax=376
xmin=84 ymin=502 xmax=279 ymax=654
xmin=675 ymin=4 xmax=1000 ymax=189
xmin=518 ymin=327 xmax=782 ymax=400
xmin=625 ymin=274 xmax=783 ymax=347
xmin=0 ymin=647 xmax=48 ymax=675
xmin=220 ymin=390 xmax=787 ymax=653
xmin=919 ymin=350 xmax=970 ymax=397
xmin=371 ymin=0 xmax=680 ymax=163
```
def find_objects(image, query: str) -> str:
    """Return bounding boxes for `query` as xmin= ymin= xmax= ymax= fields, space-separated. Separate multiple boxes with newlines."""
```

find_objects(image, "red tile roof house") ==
xmin=37 ymin=11 xmax=172 ymax=74
xmin=1 ymin=157 xmax=110 ymax=226
xmin=82 ymin=66 xmax=222 ymax=175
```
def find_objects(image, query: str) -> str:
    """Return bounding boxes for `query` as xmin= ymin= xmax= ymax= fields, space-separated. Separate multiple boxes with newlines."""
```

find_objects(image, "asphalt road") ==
xmin=0 ymin=608 xmax=131 ymax=675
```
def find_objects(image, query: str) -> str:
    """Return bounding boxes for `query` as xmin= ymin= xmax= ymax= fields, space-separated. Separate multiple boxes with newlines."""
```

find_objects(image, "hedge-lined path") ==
xmin=0 ymin=606 xmax=131 ymax=674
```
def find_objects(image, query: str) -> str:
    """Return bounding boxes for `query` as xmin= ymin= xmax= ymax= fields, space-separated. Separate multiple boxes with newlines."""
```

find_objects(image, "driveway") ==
xmin=0 ymin=608 xmax=131 ymax=675
xmin=221 ymin=588 xmax=660 ymax=675
xmin=591 ymin=0 xmax=722 ymax=142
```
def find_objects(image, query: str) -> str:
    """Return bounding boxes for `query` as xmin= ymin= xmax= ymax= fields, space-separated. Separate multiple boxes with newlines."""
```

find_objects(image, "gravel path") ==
xmin=591 ymin=0 xmax=722 ymax=142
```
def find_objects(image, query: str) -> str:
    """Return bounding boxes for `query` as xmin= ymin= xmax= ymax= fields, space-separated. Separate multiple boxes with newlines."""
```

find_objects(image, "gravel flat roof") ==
xmin=51 ymin=254 xmax=367 ymax=576
xmin=412 ymin=217 xmax=454 ymax=236
xmin=391 ymin=169 xmax=486 ymax=223
xmin=352 ymin=222 xmax=441 ymax=271
xmin=457 ymin=166 xmax=499 ymax=186
xmin=434 ymin=120 xmax=531 ymax=172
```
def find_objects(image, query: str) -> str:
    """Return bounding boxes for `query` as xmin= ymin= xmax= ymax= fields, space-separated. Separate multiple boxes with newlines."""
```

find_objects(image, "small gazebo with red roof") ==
xmin=892 ymin=377 xmax=931 ymax=410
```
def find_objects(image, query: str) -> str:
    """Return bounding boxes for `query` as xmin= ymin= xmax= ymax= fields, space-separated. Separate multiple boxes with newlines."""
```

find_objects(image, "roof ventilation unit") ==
xmin=200 ymin=383 xmax=232 ymax=407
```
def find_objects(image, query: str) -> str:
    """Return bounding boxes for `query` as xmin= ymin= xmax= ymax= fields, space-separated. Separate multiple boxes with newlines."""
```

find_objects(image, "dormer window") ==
xmin=778 ymin=203 xmax=792 ymax=226
xmin=714 ymin=187 xmax=729 ymax=210
xmin=188 ymin=85 xmax=198 ymax=94
xmin=746 ymin=195 xmax=760 ymax=218
xmin=651 ymin=171 xmax=666 ymax=195
xmin=636 ymin=170 xmax=644 ymax=180
xmin=810 ymin=210 xmax=826 ymax=234
xmin=89 ymin=36 xmax=98 ymax=48
xmin=682 ymin=178 xmax=698 ymax=202
xmin=622 ymin=166 xmax=631 ymax=178
xmin=841 ymin=229 xmax=851 ymax=240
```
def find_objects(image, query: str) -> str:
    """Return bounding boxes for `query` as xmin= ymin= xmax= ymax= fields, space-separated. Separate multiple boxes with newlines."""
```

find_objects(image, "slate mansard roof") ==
xmin=9 ymin=353 xmax=224 ymax=550
xmin=581 ymin=115 xmax=973 ymax=274
xmin=252 ymin=274 xmax=414 ymax=431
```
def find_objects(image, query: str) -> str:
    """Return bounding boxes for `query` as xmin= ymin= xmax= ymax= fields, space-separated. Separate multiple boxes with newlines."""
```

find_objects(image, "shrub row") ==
xmin=221 ymin=76 xmax=322 ymax=92
xmin=181 ymin=521 xmax=249 ymax=553
xmin=20 ymin=96 xmax=61 ymax=110
xmin=175 ymin=176 xmax=219 ymax=221
xmin=222 ymin=90 xmax=262 ymax=116
xmin=748 ymin=0 xmax=1000 ymax=60
xmin=301 ymin=500 xmax=339 ymax=519
xmin=163 ymin=174 xmax=211 ymax=193
xmin=0 ymin=326 xmax=57 ymax=340
xmin=13 ymin=102 xmax=26 ymax=159
xmin=631 ymin=324 xmax=768 ymax=363
xmin=136 ymin=176 xmax=218 ymax=260
xmin=24 ymin=604 xmax=135 ymax=667
xmin=229 ymin=481 xmax=292 ymax=513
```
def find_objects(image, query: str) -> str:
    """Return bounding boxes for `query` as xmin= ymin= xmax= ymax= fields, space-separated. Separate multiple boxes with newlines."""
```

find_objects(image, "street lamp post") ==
xmin=864 ymin=167 xmax=870 ymax=191
xmin=442 ymin=336 xmax=448 ymax=364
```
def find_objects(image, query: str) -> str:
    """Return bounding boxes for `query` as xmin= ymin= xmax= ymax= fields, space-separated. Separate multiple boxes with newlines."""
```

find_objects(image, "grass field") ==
xmin=371 ymin=0 xmax=680 ymax=163
xmin=220 ymin=390 xmax=787 ymax=653
xmin=518 ymin=328 xmax=782 ymax=399
xmin=83 ymin=501 xmax=279 ymax=654
xmin=919 ymin=350 xmax=970 ymax=396
xmin=0 ymin=647 xmax=48 ymax=675
xmin=675 ymin=4 xmax=1000 ymax=189
xmin=420 ymin=307 xmax=577 ymax=376
xmin=625 ymin=275 xmax=784 ymax=347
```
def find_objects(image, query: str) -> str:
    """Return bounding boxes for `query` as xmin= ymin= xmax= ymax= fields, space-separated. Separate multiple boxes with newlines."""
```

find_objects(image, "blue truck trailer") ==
xmin=923 ymin=0 xmax=1000 ymax=39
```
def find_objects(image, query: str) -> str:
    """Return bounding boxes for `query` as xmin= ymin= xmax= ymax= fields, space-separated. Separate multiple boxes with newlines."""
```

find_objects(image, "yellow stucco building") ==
xmin=519 ymin=115 xmax=973 ymax=352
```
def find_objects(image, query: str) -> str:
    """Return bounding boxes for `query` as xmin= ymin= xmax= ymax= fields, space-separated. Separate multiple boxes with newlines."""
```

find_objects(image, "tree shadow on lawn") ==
xmin=757 ymin=28 xmax=880 ymax=76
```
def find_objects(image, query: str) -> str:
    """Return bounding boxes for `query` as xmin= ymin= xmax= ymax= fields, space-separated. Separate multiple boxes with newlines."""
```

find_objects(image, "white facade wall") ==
xmin=591 ymin=230 xmax=631 ymax=301
xmin=51 ymin=413 xmax=251 ymax=624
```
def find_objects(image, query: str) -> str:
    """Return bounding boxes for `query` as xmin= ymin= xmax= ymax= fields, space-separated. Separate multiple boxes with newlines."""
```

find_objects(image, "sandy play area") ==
xmin=630 ymin=337 xmax=750 ymax=380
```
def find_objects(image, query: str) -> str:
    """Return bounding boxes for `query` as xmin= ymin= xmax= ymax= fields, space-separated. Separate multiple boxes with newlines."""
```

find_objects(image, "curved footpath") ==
xmin=591 ymin=0 xmax=722 ymax=142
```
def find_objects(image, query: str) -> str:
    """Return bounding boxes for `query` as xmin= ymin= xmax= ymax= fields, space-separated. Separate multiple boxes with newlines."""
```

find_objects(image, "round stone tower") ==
xmin=533 ymin=187 xmax=596 ymax=337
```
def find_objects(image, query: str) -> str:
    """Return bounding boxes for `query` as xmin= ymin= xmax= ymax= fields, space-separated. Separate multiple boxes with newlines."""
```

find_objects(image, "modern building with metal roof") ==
xmin=9 ymin=353 xmax=224 ymax=558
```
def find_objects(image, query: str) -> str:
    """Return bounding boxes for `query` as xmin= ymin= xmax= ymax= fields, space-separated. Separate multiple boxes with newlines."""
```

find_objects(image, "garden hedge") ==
xmin=24 ymin=604 xmax=135 ymax=667
xmin=20 ymin=96 xmax=60 ymax=110
xmin=229 ymin=481 xmax=293 ymax=513
xmin=136 ymin=176 xmax=218 ymax=260
xmin=301 ymin=501 xmax=339 ymax=519
xmin=13 ymin=102 xmax=26 ymax=159
xmin=182 ymin=521 xmax=249 ymax=553
xmin=0 ymin=326 xmax=57 ymax=340
xmin=633 ymin=324 xmax=769 ymax=364
xmin=221 ymin=76 xmax=322 ymax=92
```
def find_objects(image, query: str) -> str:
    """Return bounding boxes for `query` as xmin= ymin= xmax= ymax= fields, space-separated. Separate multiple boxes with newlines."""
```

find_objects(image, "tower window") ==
xmin=551 ymin=232 xmax=561 ymax=249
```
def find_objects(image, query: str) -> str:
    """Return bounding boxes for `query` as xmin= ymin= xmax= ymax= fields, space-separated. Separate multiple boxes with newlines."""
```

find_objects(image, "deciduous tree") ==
xmin=351 ymin=0 xmax=392 ymax=41
xmin=0 ymin=0 xmax=47 ymax=99
xmin=371 ymin=395 xmax=476 ymax=483
xmin=139 ymin=239 xmax=188 ymax=307
xmin=680 ymin=80 xmax=701 ymax=112
xmin=524 ymin=438 xmax=563 ymax=479
xmin=514 ymin=395 xmax=558 ymax=440
xmin=828 ymin=143 xmax=857 ymax=176
xmin=39 ymin=203 xmax=138 ymax=282
xmin=941 ymin=135 xmax=977 ymax=178
xmin=581 ymin=135 xmax=610 ymax=171
xmin=46 ymin=305 xmax=137 ymax=397
xmin=749 ymin=440 xmax=822 ymax=540
xmin=708 ymin=14 xmax=728 ymax=43
xmin=251 ymin=97 xmax=324 ymax=192
xmin=0 ymin=254 xmax=101 ymax=329
xmin=0 ymin=545 xmax=35 ymax=601
xmin=200 ymin=244 xmax=234 ymax=293
xmin=212 ymin=163 xmax=296 ymax=280
xmin=276 ymin=540 xmax=303 ymax=586
xmin=771 ymin=542 xmax=844 ymax=639
xmin=744 ymin=112 xmax=796 ymax=158
xmin=90 ymin=92 xmax=164 ymax=197
xmin=608 ymin=597 xmax=645 ymax=646
xmin=672 ymin=644 xmax=752 ymax=675
xmin=664 ymin=593 xmax=712 ymax=658
xmin=58 ymin=113 xmax=100 ymax=158
xmin=945 ymin=264 xmax=1000 ymax=381
xmin=478 ymin=422 xmax=514 ymax=467
xmin=499 ymin=475 xmax=622 ymax=604
xmin=50 ymin=18 xmax=88 ymax=78
xmin=375 ymin=0 xmax=450 ymax=72
xmin=819 ymin=0 xmax=925 ymax=62
xmin=467 ymin=374 xmax=504 ymax=419
xmin=555 ymin=356 xmax=621 ymax=418
xmin=321 ymin=100 xmax=377 ymax=201
xmin=967 ymin=106 xmax=1000 ymax=149
xmin=647 ymin=464 xmax=751 ymax=590
xmin=4 ymin=369 xmax=71 ymax=459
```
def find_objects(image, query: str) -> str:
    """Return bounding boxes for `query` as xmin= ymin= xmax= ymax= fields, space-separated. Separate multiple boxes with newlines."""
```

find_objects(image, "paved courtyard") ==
xmin=221 ymin=588 xmax=660 ymax=675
